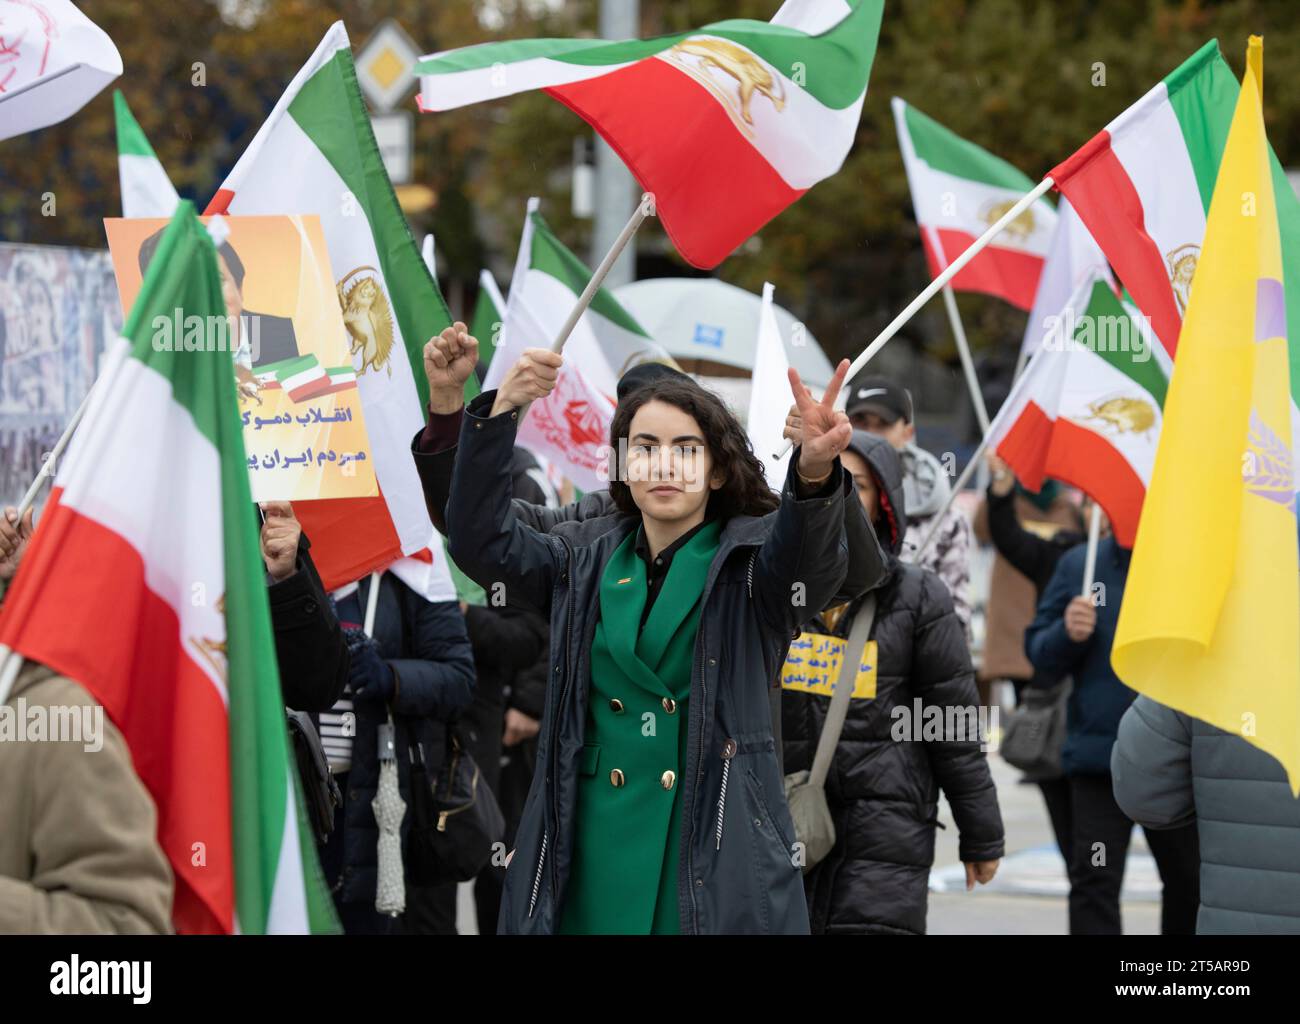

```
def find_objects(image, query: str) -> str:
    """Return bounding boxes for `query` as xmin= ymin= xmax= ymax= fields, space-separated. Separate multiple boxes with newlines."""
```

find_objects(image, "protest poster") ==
xmin=104 ymin=214 xmax=377 ymax=503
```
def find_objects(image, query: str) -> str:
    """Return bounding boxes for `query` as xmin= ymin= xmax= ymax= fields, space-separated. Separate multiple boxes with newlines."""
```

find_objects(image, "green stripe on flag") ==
xmin=113 ymin=90 xmax=157 ymax=159
xmin=470 ymin=277 xmax=501 ymax=373
xmin=417 ymin=1 xmax=884 ymax=110
xmin=1164 ymin=41 xmax=1300 ymax=413
xmin=529 ymin=211 xmax=650 ymax=336
xmin=287 ymin=48 xmax=453 ymax=412
xmin=902 ymin=101 xmax=1040 ymax=193
xmin=1165 ymin=42 xmax=1237 ymax=214
xmin=1073 ymin=279 xmax=1168 ymax=408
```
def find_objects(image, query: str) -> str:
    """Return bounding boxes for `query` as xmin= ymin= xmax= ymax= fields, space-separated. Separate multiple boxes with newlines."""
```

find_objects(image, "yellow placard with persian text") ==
xmin=781 ymin=632 xmax=878 ymax=699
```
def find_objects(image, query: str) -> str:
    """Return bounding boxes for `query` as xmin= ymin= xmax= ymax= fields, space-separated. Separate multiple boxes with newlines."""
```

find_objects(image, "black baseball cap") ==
xmin=845 ymin=375 xmax=913 ymax=425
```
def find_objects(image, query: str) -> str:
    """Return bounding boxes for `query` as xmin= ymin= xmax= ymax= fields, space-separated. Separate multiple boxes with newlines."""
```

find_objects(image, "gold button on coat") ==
xmin=610 ymin=698 xmax=625 ymax=713
xmin=661 ymin=770 xmax=676 ymax=790
xmin=610 ymin=769 xmax=625 ymax=788
xmin=661 ymin=697 xmax=677 ymax=714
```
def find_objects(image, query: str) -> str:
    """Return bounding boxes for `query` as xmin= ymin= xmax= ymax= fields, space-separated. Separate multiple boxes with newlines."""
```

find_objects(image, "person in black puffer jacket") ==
xmin=782 ymin=432 xmax=1005 ymax=934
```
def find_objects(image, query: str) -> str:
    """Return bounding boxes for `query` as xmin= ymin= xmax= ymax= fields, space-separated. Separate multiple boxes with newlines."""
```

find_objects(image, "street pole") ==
xmin=590 ymin=0 xmax=640 ymax=290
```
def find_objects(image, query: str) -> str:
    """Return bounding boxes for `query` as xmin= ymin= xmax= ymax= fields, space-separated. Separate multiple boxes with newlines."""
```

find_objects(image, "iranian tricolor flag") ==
xmin=1049 ymin=40 xmax=1300 ymax=372
xmin=416 ymin=0 xmax=884 ymax=269
xmin=206 ymin=22 xmax=453 ymax=590
xmin=0 ymin=0 xmax=122 ymax=141
xmin=893 ymin=97 xmax=1057 ymax=311
xmin=114 ymin=89 xmax=179 ymax=218
xmin=1049 ymin=39 xmax=1300 ymax=504
xmin=989 ymin=272 xmax=1171 ymax=548
xmin=0 ymin=204 xmax=338 ymax=935
xmin=486 ymin=200 xmax=673 ymax=491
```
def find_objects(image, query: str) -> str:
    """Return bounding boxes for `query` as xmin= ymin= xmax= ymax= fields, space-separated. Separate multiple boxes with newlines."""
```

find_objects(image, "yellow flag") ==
xmin=1112 ymin=37 xmax=1300 ymax=792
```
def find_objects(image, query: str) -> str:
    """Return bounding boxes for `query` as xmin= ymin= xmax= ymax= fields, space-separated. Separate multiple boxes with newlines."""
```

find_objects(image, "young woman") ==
xmin=437 ymin=330 xmax=854 ymax=935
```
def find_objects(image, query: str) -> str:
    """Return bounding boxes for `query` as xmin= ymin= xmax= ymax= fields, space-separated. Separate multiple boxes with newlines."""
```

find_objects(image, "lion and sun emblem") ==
xmin=337 ymin=267 xmax=397 ymax=377
xmin=664 ymin=37 xmax=787 ymax=134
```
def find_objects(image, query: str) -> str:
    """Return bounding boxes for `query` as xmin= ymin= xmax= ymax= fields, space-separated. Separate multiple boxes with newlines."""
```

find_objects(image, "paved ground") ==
xmin=455 ymin=745 xmax=1165 ymax=935
xmin=927 ymin=752 xmax=1161 ymax=934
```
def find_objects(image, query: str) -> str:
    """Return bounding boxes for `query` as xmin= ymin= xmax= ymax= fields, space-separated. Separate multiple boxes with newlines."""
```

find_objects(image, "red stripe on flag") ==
xmin=1045 ymin=418 xmax=1146 ymax=549
xmin=996 ymin=400 xmax=1055 ymax=492
xmin=204 ymin=189 xmax=235 ymax=216
xmin=997 ymin=406 xmax=1146 ymax=548
xmin=0 ymin=496 xmax=234 ymax=934
xmin=925 ymin=228 xmax=1046 ymax=311
xmin=292 ymin=494 xmax=403 ymax=591
xmin=1050 ymin=134 xmax=1183 ymax=358
xmin=546 ymin=59 xmax=804 ymax=269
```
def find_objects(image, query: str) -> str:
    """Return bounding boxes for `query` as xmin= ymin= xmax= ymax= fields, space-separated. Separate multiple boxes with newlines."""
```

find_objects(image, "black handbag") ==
xmin=404 ymin=721 xmax=505 ymax=886
xmin=286 ymin=710 xmax=341 ymax=844
xmin=1000 ymin=677 xmax=1072 ymax=779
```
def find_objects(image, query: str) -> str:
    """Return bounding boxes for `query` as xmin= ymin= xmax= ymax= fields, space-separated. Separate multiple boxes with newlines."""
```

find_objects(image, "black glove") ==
xmin=343 ymin=627 xmax=395 ymax=703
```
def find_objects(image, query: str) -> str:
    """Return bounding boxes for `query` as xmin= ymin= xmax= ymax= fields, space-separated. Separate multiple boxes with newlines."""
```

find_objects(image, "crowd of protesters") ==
xmin=0 ymin=319 xmax=1296 ymax=936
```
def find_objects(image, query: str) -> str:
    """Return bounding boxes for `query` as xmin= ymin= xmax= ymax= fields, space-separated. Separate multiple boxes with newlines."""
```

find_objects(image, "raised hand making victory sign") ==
xmin=789 ymin=358 xmax=854 ymax=488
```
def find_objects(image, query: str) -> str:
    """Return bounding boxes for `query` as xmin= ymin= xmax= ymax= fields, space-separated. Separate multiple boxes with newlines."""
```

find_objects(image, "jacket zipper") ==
xmin=527 ymin=831 xmax=547 ymax=918
xmin=436 ymin=763 xmax=479 ymax=832
xmin=526 ymin=538 xmax=570 ymax=920
xmin=715 ymin=738 xmax=736 ymax=850
xmin=686 ymin=621 xmax=707 ymax=930
xmin=547 ymin=539 xmax=576 ymax=908
xmin=687 ymin=543 xmax=756 ymax=932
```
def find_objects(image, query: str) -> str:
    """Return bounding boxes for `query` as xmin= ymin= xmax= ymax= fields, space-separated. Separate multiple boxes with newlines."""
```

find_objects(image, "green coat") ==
xmin=558 ymin=520 xmax=721 ymax=934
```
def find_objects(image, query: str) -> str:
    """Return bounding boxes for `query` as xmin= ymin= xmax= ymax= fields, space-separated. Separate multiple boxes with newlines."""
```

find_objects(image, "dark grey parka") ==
xmin=444 ymin=392 xmax=852 ymax=934
xmin=1113 ymin=696 xmax=1300 ymax=934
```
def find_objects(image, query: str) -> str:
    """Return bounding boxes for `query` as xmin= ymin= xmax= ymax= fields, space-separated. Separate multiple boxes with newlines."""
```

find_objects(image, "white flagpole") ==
xmin=776 ymin=176 xmax=1055 ymax=459
xmin=1081 ymin=503 xmax=1103 ymax=597
xmin=941 ymin=285 xmax=991 ymax=435
xmin=363 ymin=570 xmax=383 ymax=637
xmin=0 ymin=645 xmax=21 ymax=706
xmin=517 ymin=192 xmax=656 ymax=424
xmin=911 ymin=337 xmax=1047 ymax=561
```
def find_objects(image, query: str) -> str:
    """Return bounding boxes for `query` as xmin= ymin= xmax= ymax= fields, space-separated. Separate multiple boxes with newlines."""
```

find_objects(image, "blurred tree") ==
xmin=2 ymin=0 xmax=1298 ymax=393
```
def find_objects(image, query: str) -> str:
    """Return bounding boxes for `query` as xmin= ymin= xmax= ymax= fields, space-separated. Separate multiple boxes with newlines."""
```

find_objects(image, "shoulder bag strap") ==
xmin=808 ymin=594 xmax=876 ymax=789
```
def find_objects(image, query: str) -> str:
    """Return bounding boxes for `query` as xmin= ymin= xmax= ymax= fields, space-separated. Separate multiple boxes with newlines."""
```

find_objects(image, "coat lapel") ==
xmin=636 ymin=520 xmax=721 ymax=676
xmin=597 ymin=533 xmax=671 ymax=699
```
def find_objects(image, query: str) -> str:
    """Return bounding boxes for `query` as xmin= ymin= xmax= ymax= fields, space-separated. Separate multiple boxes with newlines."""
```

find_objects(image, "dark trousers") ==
xmin=1038 ymin=775 xmax=1073 ymax=867
xmin=1065 ymin=773 xmax=1200 ymax=934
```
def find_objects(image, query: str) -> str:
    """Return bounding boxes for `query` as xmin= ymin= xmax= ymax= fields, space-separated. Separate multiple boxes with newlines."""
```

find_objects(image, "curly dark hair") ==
xmin=607 ymin=378 xmax=779 ymax=520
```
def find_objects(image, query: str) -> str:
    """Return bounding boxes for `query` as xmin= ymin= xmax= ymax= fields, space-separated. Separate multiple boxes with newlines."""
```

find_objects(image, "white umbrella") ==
xmin=613 ymin=277 xmax=834 ymax=388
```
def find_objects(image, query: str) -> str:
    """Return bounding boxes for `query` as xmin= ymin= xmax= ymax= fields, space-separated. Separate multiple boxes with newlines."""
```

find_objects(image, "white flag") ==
xmin=1019 ymin=197 xmax=1114 ymax=364
xmin=748 ymin=282 xmax=793 ymax=492
xmin=0 ymin=0 xmax=122 ymax=141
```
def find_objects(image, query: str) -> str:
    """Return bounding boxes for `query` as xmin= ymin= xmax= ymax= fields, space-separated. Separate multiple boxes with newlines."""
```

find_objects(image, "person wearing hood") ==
xmin=835 ymin=376 xmax=973 ymax=639
xmin=781 ymin=431 xmax=1004 ymax=934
